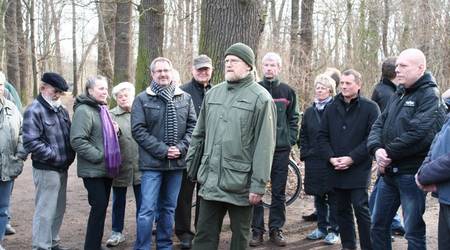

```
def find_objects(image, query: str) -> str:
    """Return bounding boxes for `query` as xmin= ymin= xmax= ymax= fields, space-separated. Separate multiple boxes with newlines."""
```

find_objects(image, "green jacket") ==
xmin=0 ymin=98 xmax=25 ymax=181
xmin=70 ymin=95 xmax=108 ymax=178
xmin=110 ymin=106 xmax=141 ymax=186
xmin=186 ymin=74 xmax=277 ymax=206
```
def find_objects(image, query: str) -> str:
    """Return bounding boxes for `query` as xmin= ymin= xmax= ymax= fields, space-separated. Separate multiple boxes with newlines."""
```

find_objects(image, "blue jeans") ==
xmin=111 ymin=185 xmax=141 ymax=233
xmin=371 ymin=175 xmax=426 ymax=250
xmin=134 ymin=170 xmax=183 ymax=250
xmin=369 ymin=176 xmax=404 ymax=231
xmin=315 ymin=192 xmax=339 ymax=234
xmin=0 ymin=180 xmax=13 ymax=242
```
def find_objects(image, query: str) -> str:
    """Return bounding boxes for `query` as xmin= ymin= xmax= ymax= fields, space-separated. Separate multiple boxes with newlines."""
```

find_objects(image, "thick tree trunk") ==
xmin=0 ymin=0 xmax=6 ymax=67
xmin=30 ymin=0 xmax=38 ymax=97
xmin=113 ymin=0 xmax=132 ymax=85
xmin=135 ymin=0 xmax=164 ymax=92
xmin=382 ymin=0 xmax=389 ymax=57
xmin=5 ymin=0 xmax=20 ymax=90
xmin=16 ymin=0 xmax=29 ymax=103
xmin=97 ymin=1 xmax=115 ymax=87
xmin=289 ymin=0 xmax=300 ymax=80
xmin=50 ymin=0 xmax=63 ymax=73
xmin=199 ymin=0 xmax=265 ymax=84
xmin=299 ymin=0 xmax=314 ymax=92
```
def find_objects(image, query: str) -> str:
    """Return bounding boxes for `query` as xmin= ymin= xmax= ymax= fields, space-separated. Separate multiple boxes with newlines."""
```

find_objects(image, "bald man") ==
xmin=367 ymin=48 xmax=447 ymax=250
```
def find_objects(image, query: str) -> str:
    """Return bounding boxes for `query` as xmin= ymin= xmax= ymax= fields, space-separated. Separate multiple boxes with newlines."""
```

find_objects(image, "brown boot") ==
xmin=249 ymin=232 xmax=264 ymax=247
xmin=269 ymin=229 xmax=287 ymax=247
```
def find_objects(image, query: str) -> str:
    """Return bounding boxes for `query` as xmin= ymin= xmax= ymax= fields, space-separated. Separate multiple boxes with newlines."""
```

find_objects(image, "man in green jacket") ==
xmin=187 ymin=43 xmax=277 ymax=250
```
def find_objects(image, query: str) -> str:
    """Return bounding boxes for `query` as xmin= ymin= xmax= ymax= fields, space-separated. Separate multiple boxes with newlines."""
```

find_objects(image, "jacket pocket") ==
xmin=6 ymin=154 xmax=23 ymax=179
xmin=219 ymin=157 xmax=251 ymax=193
xmin=197 ymin=155 xmax=209 ymax=185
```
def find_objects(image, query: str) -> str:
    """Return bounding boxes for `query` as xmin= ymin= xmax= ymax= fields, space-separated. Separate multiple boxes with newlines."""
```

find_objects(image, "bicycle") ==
xmin=262 ymin=157 xmax=302 ymax=208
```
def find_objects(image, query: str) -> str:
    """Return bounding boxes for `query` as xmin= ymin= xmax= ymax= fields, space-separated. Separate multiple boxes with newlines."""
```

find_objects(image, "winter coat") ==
xmin=131 ymin=86 xmax=197 ymax=171
xmin=371 ymin=78 xmax=396 ymax=112
xmin=368 ymin=72 xmax=447 ymax=175
xmin=22 ymin=94 xmax=75 ymax=172
xmin=259 ymin=77 xmax=300 ymax=150
xmin=186 ymin=74 xmax=277 ymax=206
xmin=180 ymin=78 xmax=211 ymax=116
xmin=110 ymin=106 xmax=141 ymax=187
xmin=317 ymin=94 xmax=380 ymax=189
xmin=300 ymin=101 xmax=333 ymax=195
xmin=0 ymin=98 xmax=25 ymax=181
xmin=70 ymin=94 xmax=109 ymax=178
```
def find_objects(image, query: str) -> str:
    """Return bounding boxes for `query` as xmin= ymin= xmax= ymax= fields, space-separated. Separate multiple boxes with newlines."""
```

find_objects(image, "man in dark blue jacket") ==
xmin=23 ymin=72 xmax=75 ymax=250
xmin=368 ymin=48 xmax=447 ymax=250
xmin=317 ymin=69 xmax=380 ymax=250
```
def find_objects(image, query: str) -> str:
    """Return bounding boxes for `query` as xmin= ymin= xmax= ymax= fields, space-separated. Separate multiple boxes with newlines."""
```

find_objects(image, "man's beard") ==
xmin=42 ymin=94 xmax=61 ymax=108
xmin=225 ymin=71 xmax=249 ymax=82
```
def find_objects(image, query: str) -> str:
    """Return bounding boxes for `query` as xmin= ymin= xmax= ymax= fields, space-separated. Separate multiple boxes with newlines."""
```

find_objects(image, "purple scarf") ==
xmin=99 ymin=105 xmax=121 ymax=177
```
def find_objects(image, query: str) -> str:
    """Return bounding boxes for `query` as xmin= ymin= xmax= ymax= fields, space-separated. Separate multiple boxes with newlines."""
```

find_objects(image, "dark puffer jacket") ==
xmin=371 ymin=78 xmax=396 ymax=112
xmin=131 ymin=86 xmax=197 ymax=171
xmin=368 ymin=72 xmax=447 ymax=175
xmin=299 ymin=101 xmax=333 ymax=195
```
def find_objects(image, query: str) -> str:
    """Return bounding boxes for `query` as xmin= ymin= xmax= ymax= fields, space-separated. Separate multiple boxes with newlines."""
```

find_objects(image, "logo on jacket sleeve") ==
xmin=404 ymin=100 xmax=415 ymax=107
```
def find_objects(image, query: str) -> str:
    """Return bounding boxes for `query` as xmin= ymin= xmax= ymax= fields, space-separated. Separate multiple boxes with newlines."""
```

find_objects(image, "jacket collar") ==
xmin=37 ymin=94 xmax=60 ymax=112
xmin=226 ymin=73 xmax=254 ymax=90
xmin=146 ymin=85 xmax=184 ymax=96
xmin=260 ymin=76 xmax=280 ymax=88
xmin=191 ymin=78 xmax=211 ymax=90
xmin=380 ymin=78 xmax=397 ymax=91
xmin=110 ymin=106 xmax=129 ymax=115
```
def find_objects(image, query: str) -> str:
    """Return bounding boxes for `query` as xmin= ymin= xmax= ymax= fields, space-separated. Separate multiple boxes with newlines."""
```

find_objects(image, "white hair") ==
xmin=0 ymin=71 xmax=5 ymax=85
xmin=262 ymin=52 xmax=282 ymax=67
xmin=112 ymin=82 xmax=135 ymax=100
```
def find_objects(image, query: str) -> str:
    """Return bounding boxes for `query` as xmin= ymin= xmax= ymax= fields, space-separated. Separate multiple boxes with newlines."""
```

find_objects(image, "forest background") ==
xmin=1 ymin=0 xmax=449 ymax=109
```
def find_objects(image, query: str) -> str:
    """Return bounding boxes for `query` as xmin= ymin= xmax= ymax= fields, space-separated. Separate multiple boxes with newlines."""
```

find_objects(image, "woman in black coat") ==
xmin=299 ymin=74 xmax=339 ymax=244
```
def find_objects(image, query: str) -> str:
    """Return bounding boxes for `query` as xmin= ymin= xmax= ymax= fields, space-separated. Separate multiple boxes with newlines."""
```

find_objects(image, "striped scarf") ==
xmin=151 ymin=80 xmax=178 ymax=146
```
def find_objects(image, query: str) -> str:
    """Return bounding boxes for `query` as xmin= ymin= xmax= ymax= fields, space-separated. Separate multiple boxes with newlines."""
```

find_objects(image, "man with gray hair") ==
xmin=175 ymin=54 xmax=213 ymax=249
xmin=23 ymin=72 xmax=75 ymax=250
xmin=131 ymin=57 xmax=197 ymax=250
xmin=250 ymin=52 xmax=300 ymax=247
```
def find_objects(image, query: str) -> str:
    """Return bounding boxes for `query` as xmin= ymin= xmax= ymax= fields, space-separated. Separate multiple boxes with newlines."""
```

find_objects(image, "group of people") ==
xmin=0 ymin=43 xmax=449 ymax=250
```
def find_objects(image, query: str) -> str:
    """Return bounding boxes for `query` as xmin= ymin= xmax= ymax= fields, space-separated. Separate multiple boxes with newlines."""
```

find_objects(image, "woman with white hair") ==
xmin=0 ymin=72 xmax=26 ymax=250
xmin=299 ymin=74 xmax=340 ymax=245
xmin=106 ymin=82 xmax=142 ymax=247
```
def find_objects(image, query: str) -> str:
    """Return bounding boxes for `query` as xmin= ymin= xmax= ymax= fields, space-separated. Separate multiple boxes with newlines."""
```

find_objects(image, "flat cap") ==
xmin=193 ymin=55 xmax=213 ymax=69
xmin=41 ymin=72 xmax=69 ymax=91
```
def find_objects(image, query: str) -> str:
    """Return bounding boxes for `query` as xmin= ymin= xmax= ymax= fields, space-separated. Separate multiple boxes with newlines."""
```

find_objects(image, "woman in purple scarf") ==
xmin=70 ymin=75 xmax=121 ymax=250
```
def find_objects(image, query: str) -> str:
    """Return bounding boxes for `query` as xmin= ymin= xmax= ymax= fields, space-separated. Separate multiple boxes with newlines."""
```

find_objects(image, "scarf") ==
xmin=314 ymin=96 xmax=332 ymax=111
xmin=99 ymin=105 xmax=122 ymax=177
xmin=151 ymin=80 xmax=178 ymax=146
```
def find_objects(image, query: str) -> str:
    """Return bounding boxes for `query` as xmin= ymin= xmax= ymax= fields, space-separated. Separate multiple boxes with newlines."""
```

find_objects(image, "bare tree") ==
xmin=97 ymin=1 xmax=115 ymax=87
xmin=113 ymin=0 xmax=133 ymax=85
xmin=289 ymin=0 xmax=300 ymax=79
xmin=5 ymin=0 xmax=20 ymax=90
xmin=135 ymin=0 xmax=164 ymax=92
xmin=199 ymin=0 xmax=265 ymax=84
xmin=299 ymin=0 xmax=315 ymax=89
xmin=50 ymin=0 xmax=63 ymax=73
xmin=72 ymin=0 xmax=77 ymax=96
xmin=16 ymin=0 xmax=29 ymax=102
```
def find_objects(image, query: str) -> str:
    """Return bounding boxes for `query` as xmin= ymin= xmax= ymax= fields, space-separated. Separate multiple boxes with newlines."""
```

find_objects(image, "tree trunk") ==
xmin=289 ymin=0 xmax=300 ymax=80
xmin=135 ymin=0 xmax=164 ymax=92
xmin=30 ymin=0 xmax=38 ymax=97
xmin=113 ymin=0 xmax=132 ymax=85
xmin=16 ymin=0 xmax=29 ymax=103
xmin=346 ymin=0 xmax=353 ymax=66
xmin=0 ymin=0 xmax=7 ymax=67
xmin=199 ymin=0 xmax=265 ymax=84
xmin=299 ymin=0 xmax=315 ymax=92
xmin=50 ymin=0 xmax=63 ymax=73
xmin=382 ymin=0 xmax=389 ymax=57
xmin=5 ymin=0 xmax=20 ymax=90
xmin=72 ymin=0 xmax=78 ymax=96
xmin=97 ymin=1 xmax=115 ymax=87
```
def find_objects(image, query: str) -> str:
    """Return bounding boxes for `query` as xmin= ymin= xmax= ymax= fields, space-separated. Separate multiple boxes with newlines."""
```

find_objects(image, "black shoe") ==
xmin=269 ymin=229 xmax=287 ymax=247
xmin=249 ymin=233 xmax=264 ymax=247
xmin=302 ymin=212 xmax=317 ymax=222
xmin=180 ymin=238 xmax=192 ymax=249
xmin=391 ymin=227 xmax=405 ymax=236
xmin=51 ymin=245 xmax=70 ymax=250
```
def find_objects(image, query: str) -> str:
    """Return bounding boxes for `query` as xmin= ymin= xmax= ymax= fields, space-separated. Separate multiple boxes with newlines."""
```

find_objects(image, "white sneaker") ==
xmin=106 ymin=231 xmax=125 ymax=247
xmin=324 ymin=232 xmax=340 ymax=245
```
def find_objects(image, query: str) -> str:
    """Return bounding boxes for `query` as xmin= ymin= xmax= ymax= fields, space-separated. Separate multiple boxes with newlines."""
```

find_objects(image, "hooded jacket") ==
xmin=368 ymin=72 xmax=447 ymax=174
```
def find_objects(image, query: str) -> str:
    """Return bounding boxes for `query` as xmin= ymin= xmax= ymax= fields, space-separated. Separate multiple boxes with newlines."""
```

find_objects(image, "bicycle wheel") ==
xmin=262 ymin=159 xmax=302 ymax=208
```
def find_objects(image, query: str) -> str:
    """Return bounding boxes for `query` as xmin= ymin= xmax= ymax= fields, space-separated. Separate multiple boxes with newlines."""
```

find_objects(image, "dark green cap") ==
xmin=225 ymin=42 xmax=255 ymax=70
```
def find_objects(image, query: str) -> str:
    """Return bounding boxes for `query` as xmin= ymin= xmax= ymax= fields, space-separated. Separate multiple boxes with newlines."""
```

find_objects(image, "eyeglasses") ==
xmin=153 ymin=69 xmax=171 ymax=74
xmin=224 ymin=58 xmax=244 ymax=65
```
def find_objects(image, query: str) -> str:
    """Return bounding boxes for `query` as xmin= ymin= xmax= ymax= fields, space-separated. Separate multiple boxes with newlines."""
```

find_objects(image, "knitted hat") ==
xmin=41 ymin=72 xmax=69 ymax=91
xmin=225 ymin=43 xmax=255 ymax=70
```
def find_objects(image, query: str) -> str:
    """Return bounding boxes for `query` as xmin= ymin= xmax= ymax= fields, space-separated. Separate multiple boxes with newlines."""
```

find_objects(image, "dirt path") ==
xmin=2 ymin=158 xmax=439 ymax=250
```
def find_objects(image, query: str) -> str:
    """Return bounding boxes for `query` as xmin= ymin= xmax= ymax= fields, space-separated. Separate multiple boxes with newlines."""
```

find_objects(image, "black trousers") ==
xmin=175 ymin=170 xmax=199 ymax=240
xmin=334 ymin=187 xmax=372 ymax=250
xmin=83 ymin=177 xmax=112 ymax=250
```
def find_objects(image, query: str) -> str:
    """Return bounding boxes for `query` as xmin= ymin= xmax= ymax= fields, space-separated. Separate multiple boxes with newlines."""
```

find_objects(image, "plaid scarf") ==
xmin=151 ymin=81 xmax=178 ymax=146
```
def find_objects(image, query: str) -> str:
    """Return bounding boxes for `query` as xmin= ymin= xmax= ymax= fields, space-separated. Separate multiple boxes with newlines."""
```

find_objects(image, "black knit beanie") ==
xmin=224 ymin=43 xmax=255 ymax=70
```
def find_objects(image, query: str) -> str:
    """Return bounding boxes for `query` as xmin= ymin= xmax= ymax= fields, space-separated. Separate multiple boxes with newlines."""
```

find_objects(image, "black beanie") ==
xmin=224 ymin=43 xmax=255 ymax=70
